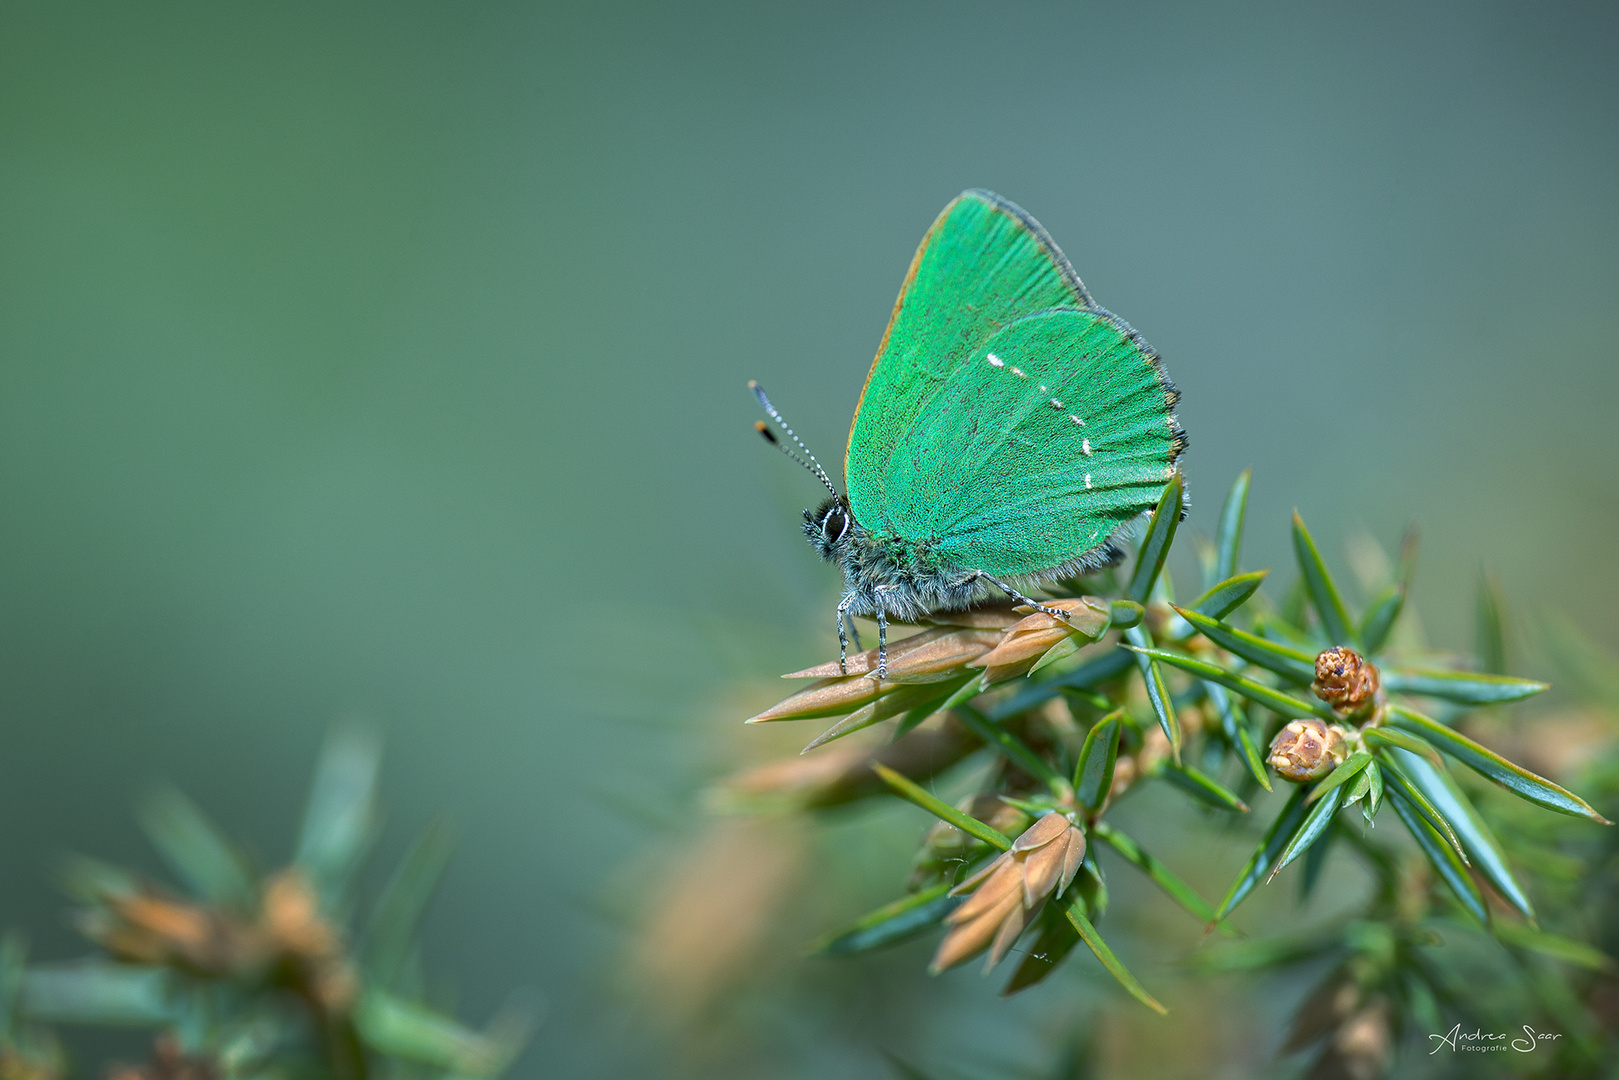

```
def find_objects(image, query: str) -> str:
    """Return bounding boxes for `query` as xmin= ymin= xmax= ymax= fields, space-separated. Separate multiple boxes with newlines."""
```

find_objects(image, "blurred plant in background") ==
xmin=686 ymin=470 xmax=1617 ymax=1079
xmin=0 ymin=730 xmax=532 ymax=1080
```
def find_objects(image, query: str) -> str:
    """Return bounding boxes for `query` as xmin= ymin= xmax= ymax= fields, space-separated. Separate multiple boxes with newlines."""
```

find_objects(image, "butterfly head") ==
xmin=803 ymin=496 xmax=853 ymax=561
xmin=751 ymin=380 xmax=853 ymax=562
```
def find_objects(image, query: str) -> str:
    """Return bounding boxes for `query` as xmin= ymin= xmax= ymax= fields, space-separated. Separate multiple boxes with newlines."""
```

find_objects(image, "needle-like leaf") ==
xmin=1172 ymin=606 xmax=1317 ymax=684
xmin=1160 ymin=762 xmax=1249 ymax=813
xmin=809 ymin=882 xmax=959 ymax=957
xmin=1385 ymin=789 xmax=1488 ymax=925
xmin=1475 ymin=571 xmax=1508 ymax=675
xmin=1382 ymin=668 xmax=1547 ymax=705
xmin=1093 ymin=822 xmax=1235 ymax=936
xmin=1214 ymin=787 xmax=1310 ymax=920
xmin=873 ymin=765 xmax=1012 ymax=851
xmin=1386 ymin=706 xmax=1609 ymax=822
xmin=1215 ymin=468 xmax=1252 ymax=582
xmin=1189 ymin=571 xmax=1268 ymax=622
xmin=1127 ymin=647 xmax=1337 ymax=721
xmin=1268 ymin=785 xmax=1346 ymax=882
xmin=1126 ymin=473 xmax=1184 ymax=605
xmin=19 ymin=962 xmax=176 ymax=1026
xmin=1493 ymin=923 xmax=1614 ymax=971
xmin=1002 ymin=904 xmax=1082 ymax=995
xmin=1292 ymin=511 xmax=1356 ymax=647
xmin=1053 ymin=888 xmax=1166 ymax=1014
xmin=954 ymin=705 xmax=1073 ymax=800
xmin=362 ymin=820 xmax=457 ymax=991
xmin=1125 ymin=626 xmax=1181 ymax=759
xmin=137 ymin=785 xmax=256 ymax=911
xmin=1361 ymin=726 xmax=1444 ymax=769
xmin=1305 ymin=751 xmax=1372 ymax=805
xmin=1358 ymin=583 xmax=1405 ymax=655
xmin=1207 ymin=683 xmax=1271 ymax=791
xmin=1073 ymin=711 xmax=1123 ymax=812
xmin=1387 ymin=747 xmax=1535 ymax=922
xmin=1376 ymin=757 xmax=1468 ymax=864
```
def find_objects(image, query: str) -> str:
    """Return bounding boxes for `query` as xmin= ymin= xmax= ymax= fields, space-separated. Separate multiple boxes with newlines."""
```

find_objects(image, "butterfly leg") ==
xmin=876 ymin=609 xmax=889 ymax=680
xmin=869 ymin=586 xmax=899 ymax=679
xmin=835 ymin=595 xmax=856 ymax=674
xmin=964 ymin=571 xmax=1072 ymax=622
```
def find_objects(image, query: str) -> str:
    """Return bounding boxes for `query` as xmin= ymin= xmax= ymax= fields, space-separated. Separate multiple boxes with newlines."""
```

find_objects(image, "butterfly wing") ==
xmin=846 ymin=190 xmax=1183 ymax=578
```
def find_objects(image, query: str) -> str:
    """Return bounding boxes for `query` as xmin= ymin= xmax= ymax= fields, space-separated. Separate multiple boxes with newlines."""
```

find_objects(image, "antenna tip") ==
xmin=754 ymin=421 xmax=777 ymax=443
xmin=747 ymin=379 xmax=759 ymax=390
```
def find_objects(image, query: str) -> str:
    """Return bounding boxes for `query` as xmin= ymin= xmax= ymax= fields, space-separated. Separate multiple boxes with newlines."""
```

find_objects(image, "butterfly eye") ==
xmin=822 ymin=506 xmax=850 ymax=545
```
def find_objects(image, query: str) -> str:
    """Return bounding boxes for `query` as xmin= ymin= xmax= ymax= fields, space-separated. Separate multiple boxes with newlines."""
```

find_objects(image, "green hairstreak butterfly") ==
xmin=753 ymin=189 xmax=1186 ymax=677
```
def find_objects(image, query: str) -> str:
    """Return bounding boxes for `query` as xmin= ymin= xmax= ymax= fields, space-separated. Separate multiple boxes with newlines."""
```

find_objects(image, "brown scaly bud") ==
xmin=1268 ymin=718 xmax=1349 ymax=783
xmin=260 ymin=869 xmax=357 ymax=1011
xmin=79 ymin=891 xmax=268 ymax=976
xmin=929 ymin=813 xmax=1086 ymax=974
xmin=1312 ymin=646 xmax=1380 ymax=717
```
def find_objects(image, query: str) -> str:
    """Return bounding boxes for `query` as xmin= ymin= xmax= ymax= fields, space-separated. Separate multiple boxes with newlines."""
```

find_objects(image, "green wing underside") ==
xmin=846 ymin=191 xmax=1180 ymax=578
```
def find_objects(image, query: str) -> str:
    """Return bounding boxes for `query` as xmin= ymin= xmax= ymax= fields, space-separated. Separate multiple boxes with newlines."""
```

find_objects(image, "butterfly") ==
xmin=753 ymin=189 xmax=1185 ymax=678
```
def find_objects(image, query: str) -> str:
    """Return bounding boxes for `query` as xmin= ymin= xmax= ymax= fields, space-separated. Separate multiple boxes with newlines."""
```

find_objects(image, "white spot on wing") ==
xmin=1010 ymin=366 xmax=1026 ymax=378
xmin=1082 ymin=439 xmax=1091 ymax=455
xmin=1039 ymin=384 xmax=1049 ymax=393
xmin=1051 ymin=398 xmax=1062 ymax=408
xmin=987 ymin=353 xmax=1004 ymax=368
xmin=1069 ymin=415 xmax=1085 ymax=426
xmin=1084 ymin=474 xmax=1093 ymax=489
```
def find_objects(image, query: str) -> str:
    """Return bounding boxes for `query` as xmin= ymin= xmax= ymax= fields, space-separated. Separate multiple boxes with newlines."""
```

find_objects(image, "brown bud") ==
xmin=1267 ymin=718 xmax=1349 ymax=782
xmin=929 ymin=813 xmax=1086 ymax=974
xmin=1312 ymin=646 xmax=1380 ymax=716
xmin=968 ymin=598 xmax=1111 ymax=684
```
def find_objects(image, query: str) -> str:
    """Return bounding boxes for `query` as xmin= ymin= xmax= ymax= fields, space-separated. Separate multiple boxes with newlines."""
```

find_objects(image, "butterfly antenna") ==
xmin=749 ymin=381 xmax=839 ymax=497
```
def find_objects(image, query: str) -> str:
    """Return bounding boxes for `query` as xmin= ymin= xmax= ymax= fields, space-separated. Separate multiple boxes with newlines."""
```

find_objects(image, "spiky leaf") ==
xmin=1215 ymin=787 xmax=1310 ymax=920
xmin=1292 ymin=511 xmax=1356 ymax=647
xmin=1128 ymin=647 xmax=1336 ymax=721
xmin=1382 ymin=668 xmax=1547 ymax=705
xmin=1215 ymin=468 xmax=1251 ymax=582
xmin=1172 ymin=606 xmax=1316 ymax=684
xmin=1387 ymin=706 xmax=1607 ymax=822
xmin=1126 ymin=473 xmax=1184 ymax=605
xmin=811 ymin=882 xmax=958 ymax=957
xmin=1125 ymin=626 xmax=1180 ymax=758
xmin=1190 ymin=571 xmax=1268 ymax=622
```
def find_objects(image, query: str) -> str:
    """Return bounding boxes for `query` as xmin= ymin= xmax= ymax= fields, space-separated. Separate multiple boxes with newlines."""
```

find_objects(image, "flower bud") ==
xmin=968 ymin=598 xmax=1111 ymax=684
xmin=929 ymin=813 xmax=1086 ymax=974
xmin=910 ymin=795 xmax=1033 ymax=890
xmin=1267 ymin=718 xmax=1349 ymax=782
xmin=1311 ymin=647 xmax=1380 ymax=716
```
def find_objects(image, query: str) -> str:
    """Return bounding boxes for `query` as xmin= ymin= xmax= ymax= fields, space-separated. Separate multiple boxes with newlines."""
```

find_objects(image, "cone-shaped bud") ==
xmin=1311 ymin=646 xmax=1380 ymax=717
xmin=751 ymin=627 xmax=1004 ymax=724
xmin=1268 ymin=718 xmax=1349 ymax=782
xmin=968 ymin=598 xmax=1111 ymax=683
xmin=929 ymin=813 xmax=1085 ymax=974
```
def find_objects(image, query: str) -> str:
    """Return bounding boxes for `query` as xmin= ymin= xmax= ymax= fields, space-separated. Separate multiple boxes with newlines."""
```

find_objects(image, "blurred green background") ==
xmin=1 ymin=1 xmax=1617 ymax=1076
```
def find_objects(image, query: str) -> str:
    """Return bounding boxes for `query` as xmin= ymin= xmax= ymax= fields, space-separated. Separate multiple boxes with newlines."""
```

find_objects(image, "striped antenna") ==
xmin=749 ymin=381 xmax=838 ymax=497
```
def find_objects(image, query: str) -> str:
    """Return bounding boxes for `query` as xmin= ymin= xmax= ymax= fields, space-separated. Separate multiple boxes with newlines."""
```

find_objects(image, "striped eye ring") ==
xmin=821 ymin=505 xmax=850 ymax=546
